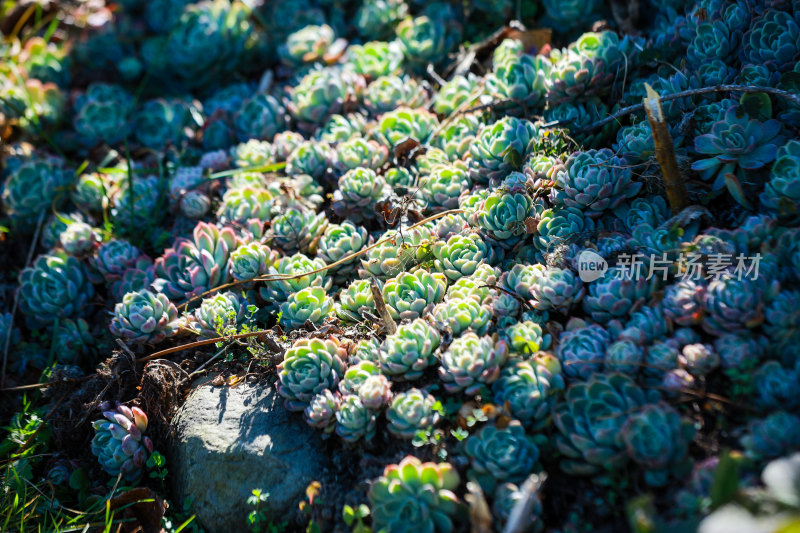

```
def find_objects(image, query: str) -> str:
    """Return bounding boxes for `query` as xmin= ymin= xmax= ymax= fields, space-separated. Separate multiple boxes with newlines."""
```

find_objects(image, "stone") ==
xmin=170 ymin=381 xmax=330 ymax=533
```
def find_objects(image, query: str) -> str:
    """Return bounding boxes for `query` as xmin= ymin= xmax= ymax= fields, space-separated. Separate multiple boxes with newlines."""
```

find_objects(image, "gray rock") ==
xmin=170 ymin=382 xmax=330 ymax=533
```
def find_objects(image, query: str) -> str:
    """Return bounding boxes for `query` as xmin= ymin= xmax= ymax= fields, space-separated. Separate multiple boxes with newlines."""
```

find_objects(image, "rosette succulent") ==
xmin=439 ymin=333 xmax=508 ymax=394
xmin=701 ymin=277 xmax=764 ymax=335
xmin=583 ymin=266 xmax=652 ymax=323
xmin=432 ymin=233 xmax=492 ymax=282
xmin=556 ymin=319 xmax=610 ymax=380
xmin=233 ymin=94 xmax=287 ymax=142
xmin=339 ymin=361 xmax=382 ymax=396
xmin=260 ymin=253 xmax=331 ymax=306
xmin=554 ymin=373 xmax=660 ymax=478
xmin=742 ymin=411 xmax=800 ymax=463
xmin=333 ymin=137 xmax=389 ymax=175
xmin=474 ymin=189 xmax=534 ymax=244
xmin=288 ymin=67 xmax=362 ymax=132
xmin=336 ymin=279 xmax=377 ymax=323
xmin=752 ymin=361 xmax=800 ymax=411
xmin=110 ymin=175 xmax=163 ymax=230
xmin=761 ymin=140 xmax=800 ymax=218
xmin=1 ymin=158 xmax=73 ymax=222
xmin=336 ymin=395 xmax=377 ymax=443
xmin=692 ymin=105 xmax=785 ymax=193
xmin=432 ymin=297 xmax=492 ymax=336
xmin=277 ymin=336 xmax=347 ymax=411
xmin=133 ymin=98 xmax=201 ymax=149
xmin=228 ymin=242 xmax=278 ymax=285
xmin=379 ymin=318 xmax=441 ymax=380
xmin=396 ymin=15 xmax=453 ymax=73
xmin=368 ymin=456 xmax=461 ymax=533
xmin=59 ymin=222 xmax=97 ymax=255
xmin=279 ymin=24 xmax=335 ymax=68
xmin=620 ymin=403 xmax=695 ymax=487
xmin=468 ymin=117 xmax=538 ymax=183
xmin=433 ymin=74 xmax=479 ymax=116
xmin=382 ymin=271 xmax=447 ymax=321
xmin=356 ymin=0 xmax=408 ymax=41
xmin=286 ymin=140 xmax=334 ymax=181
xmin=464 ymin=421 xmax=540 ymax=492
xmin=502 ymin=320 xmax=552 ymax=355
xmin=304 ymin=389 xmax=339 ymax=436
xmin=269 ymin=206 xmax=329 ymax=255
xmin=279 ymin=286 xmax=333 ymax=330
xmin=362 ymin=75 xmax=427 ymax=115
xmin=493 ymin=358 xmax=565 ymax=430
xmin=72 ymin=83 xmax=134 ymax=147
xmin=91 ymin=403 xmax=153 ymax=481
xmin=191 ymin=291 xmax=245 ymax=339
xmin=373 ymin=106 xmax=439 ymax=147
xmin=110 ymin=289 xmax=180 ymax=344
xmin=486 ymin=54 xmax=549 ymax=107
xmin=332 ymin=167 xmax=388 ymax=222
xmin=347 ymin=41 xmax=404 ymax=78
xmin=386 ymin=388 xmax=439 ymax=439
xmin=218 ymin=186 xmax=275 ymax=224
xmin=741 ymin=10 xmax=800 ymax=72
xmin=528 ymin=264 xmax=585 ymax=312
xmin=19 ymin=251 xmax=94 ymax=326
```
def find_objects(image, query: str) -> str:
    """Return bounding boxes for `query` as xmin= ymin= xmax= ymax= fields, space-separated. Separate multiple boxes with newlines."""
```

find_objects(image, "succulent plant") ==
xmin=761 ymin=140 xmax=800 ymax=218
xmin=288 ymin=68 xmax=363 ymax=132
xmin=356 ymin=0 xmax=409 ymax=40
xmin=110 ymin=288 xmax=180 ymax=344
xmin=395 ymin=15 xmax=452 ymax=73
xmin=432 ymin=114 xmax=482 ymax=161
xmin=58 ymin=221 xmax=97 ymax=255
xmin=382 ymin=270 xmax=447 ymax=321
xmin=111 ymin=175 xmax=164 ymax=230
xmin=528 ymin=264 xmax=585 ymax=312
xmin=544 ymin=98 xmax=617 ymax=148
xmin=604 ymin=339 xmax=644 ymax=376
xmin=270 ymin=131 xmax=304 ymax=162
xmin=358 ymin=374 xmax=393 ymax=410
xmin=741 ymin=411 xmax=800 ymax=461
xmin=91 ymin=403 xmax=154 ymax=481
xmin=432 ymin=297 xmax=492 ymax=336
xmin=111 ymin=259 xmax=156 ymax=302
xmin=416 ymin=164 xmax=470 ymax=212
xmin=555 ymin=319 xmax=610 ymax=380
xmin=279 ymin=286 xmax=333 ymax=330
xmin=339 ymin=360 xmax=382 ymax=396
xmin=474 ymin=189 xmax=534 ymax=245
xmin=501 ymin=320 xmax=552 ymax=356
xmin=431 ymin=233 xmax=491 ymax=282
xmin=620 ymin=403 xmax=694 ymax=487
xmin=336 ymin=279 xmax=377 ymax=323
xmin=554 ymin=373 xmax=660 ymax=478
xmin=279 ymin=24 xmax=335 ymax=68
xmin=679 ymin=343 xmax=720 ymax=378
xmin=70 ymin=172 xmax=107 ymax=213
xmin=191 ymin=291 xmax=245 ymax=339
xmin=260 ymin=253 xmax=331 ymax=306
xmin=542 ymin=0 xmax=601 ymax=33
xmin=217 ymin=186 xmax=274 ymax=224
xmin=464 ymin=421 xmax=540 ymax=492
xmin=331 ymin=168 xmax=388 ymax=222
xmin=468 ymin=117 xmax=538 ymax=183
xmin=386 ymin=388 xmax=440 ymax=439
xmin=486 ymin=54 xmax=549 ymax=107
xmin=133 ymin=97 xmax=201 ymax=150
xmin=546 ymin=34 xmax=625 ymax=105
xmin=583 ymin=266 xmax=652 ymax=323
xmin=433 ymin=74 xmax=479 ymax=116
xmin=741 ymin=10 xmax=800 ymax=72
xmin=304 ymin=389 xmax=340 ymax=436
xmin=439 ymin=333 xmax=508 ymax=394
xmin=535 ymin=205 xmax=596 ymax=253
xmin=692 ymin=105 xmax=785 ymax=193
xmin=19 ymin=251 xmax=94 ymax=327
xmin=231 ymin=139 xmax=273 ymax=169
xmin=372 ymin=106 xmax=439 ymax=147
xmin=333 ymin=137 xmax=389 ymax=176
xmin=73 ymin=83 xmax=134 ymax=147
xmin=701 ymin=277 xmax=764 ymax=335
xmin=336 ymin=394 xmax=377 ymax=443
xmin=368 ymin=455 xmax=461 ymax=533
xmin=277 ymin=336 xmax=347 ymax=411
xmin=1 ymin=158 xmax=73 ymax=223
xmin=233 ymin=94 xmax=287 ymax=143
xmin=379 ymin=318 xmax=441 ymax=380
xmin=686 ymin=20 xmax=737 ymax=68
xmin=52 ymin=318 xmax=94 ymax=363
xmin=614 ymin=122 xmax=656 ymax=163
xmin=752 ymin=361 xmax=800 ymax=411
xmin=347 ymin=41 xmax=404 ymax=79
xmin=553 ymin=149 xmax=641 ymax=218
xmin=662 ymin=278 xmax=705 ymax=327
xmin=493 ymin=357 xmax=565 ymax=431
xmin=140 ymin=0 xmax=253 ymax=93
xmin=268 ymin=206 xmax=328 ymax=256
xmin=763 ymin=290 xmax=800 ymax=361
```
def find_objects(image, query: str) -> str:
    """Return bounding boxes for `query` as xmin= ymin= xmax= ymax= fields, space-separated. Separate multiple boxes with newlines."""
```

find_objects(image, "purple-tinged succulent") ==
xmin=110 ymin=289 xmax=181 ymax=345
xmin=439 ymin=333 xmax=508 ymax=394
xmin=91 ymin=403 xmax=154 ymax=481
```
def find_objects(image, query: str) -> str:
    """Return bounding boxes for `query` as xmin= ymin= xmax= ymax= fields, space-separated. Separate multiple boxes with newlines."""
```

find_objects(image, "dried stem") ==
xmin=642 ymin=83 xmax=688 ymax=211
xmin=370 ymin=277 xmax=397 ymax=335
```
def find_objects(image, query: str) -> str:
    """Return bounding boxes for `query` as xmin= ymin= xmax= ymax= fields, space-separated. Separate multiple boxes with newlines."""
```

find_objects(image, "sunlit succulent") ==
xmin=286 ymin=140 xmax=334 ymax=181
xmin=279 ymin=24 xmax=335 ymax=67
xmin=231 ymin=139 xmax=272 ymax=169
xmin=474 ymin=189 xmax=534 ymax=245
xmin=382 ymin=271 xmax=447 ymax=321
xmin=553 ymin=149 xmax=641 ymax=218
xmin=761 ymin=140 xmax=800 ymax=218
xmin=272 ymin=131 xmax=305 ymax=162
xmin=227 ymin=242 xmax=276 ymax=286
xmin=279 ymin=286 xmax=333 ymax=330
xmin=379 ymin=318 xmax=441 ymax=380
xmin=233 ymin=94 xmax=287 ymax=142
xmin=19 ymin=251 xmax=94 ymax=326
xmin=741 ymin=411 xmax=800 ymax=461
xmin=332 ymin=168 xmax=388 ymax=222
xmin=554 ymin=373 xmax=660 ymax=477
xmin=620 ymin=403 xmax=694 ymax=487
xmin=304 ymin=389 xmax=340 ymax=436
xmin=501 ymin=320 xmax=552 ymax=356
xmin=110 ymin=288 xmax=180 ymax=344
xmin=336 ymin=279 xmax=376 ymax=323
xmin=336 ymin=395 xmax=377 ymax=443
xmin=277 ymin=336 xmax=347 ymax=411
xmin=418 ymin=164 xmax=471 ymax=212
xmin=494 ymin=358 xmax=565 ymax=430
xmin=741 ymin=10 xmax=800 ymax=72
xmin=58 ymin=221 xmax=96 ymax=255
xmin=288 ymin=68 xmax=362 ymax=132
xmin=260 ymin=253 xmax=331 ymax=306
xmin=386 ymin=388 xmax=440 ymax=439
xmin=316 ymin=222 xmax=369 ymax=285
xmin=431 ymin=233 xmax=490 ymax=282
xmin=1 ymin=158 xmax=73 ymax=223
xmin=111 ymin=175 xmax=163 ymax=230
xmin=73 ymin=83 xmax=134 ymax=147
xmin=692 ymin=105 xmax=785 ymax=193
xmin=528 ymin=264 xmax=585 ymax=312
xmin=546 ymin=32 xmax=627 ymax=104
xmin=439 ymin=333 xmax=508 ymax=394
xmin=583 ymin=266 xmax=652 ymax=323
xmin=347 ymin=41 xmax=404 ymax=79
xmin=752 ymin=361 xmax=800 ymax=411
xmin=339 ymin=361 xmax=382 ymax=396
xmin=373 ymin=106 xmax=439 ymax=147
xmin=468 ymin=117 xmax=538 ymax=183
xmin=68 ymin=172 xmax=106 ymax=213
xmin=315 ymin=113 xmax=366 ymax=144
xmin=431 ymin=297 xmax=492 ymax=337
xmin=604 ymin=339 xmax=644 ymax=376
xmin=269 ymin=206 xmax=329 ymax=255
xmin=140 ymin=0 xmax=253 ymax=93
xmin=358 ymin=374 xmax=393 ymax=410
xmin=153 ymin=222 xmax=238 ymax=302
xmin=701 ymin=277 xmax=764 ymax=335
xmin=217 ymin=186 xmax=274 ymax=224
xmin=486 ymin=54 xmax=549 ymax=107
xmin=396 ymin=15 xmax=452 ymax=73
xmin=679 ymin=343 xmax=720 ymax=378
xmin=91 ymin=403 xmax=154 ymax=481
xmin=333 ymin=137 xmax=389 ymax=175
xmin=433 ymin=74 xmax=479 ymax=116
xmin=432 ymin=114 xmax=481 ymax=161
xmin=464 ymin=421 xmax=540 ymax=492
xmin=191 ymin=291 xmax=245 ymax=339
xmin=368 ymin=455 xmax=461 ymax=533
xmin=356 ymin=0 xmax=409 ymax=40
